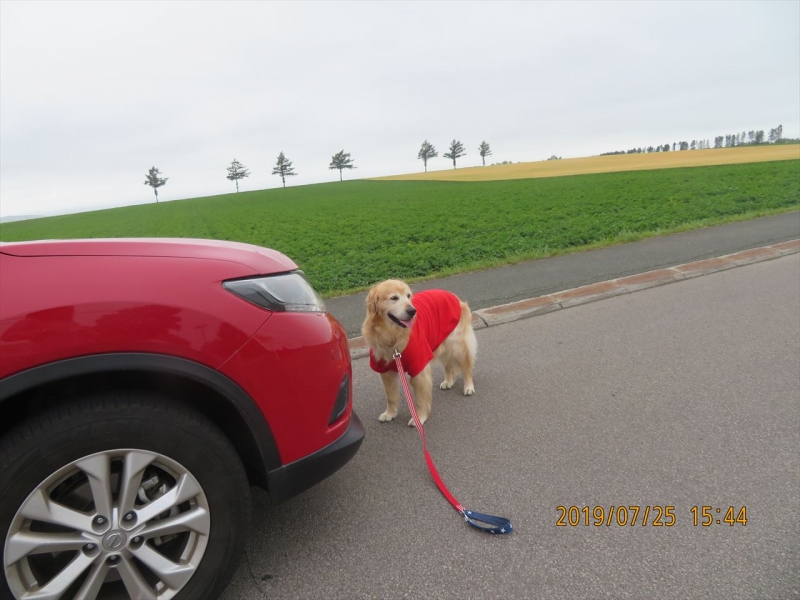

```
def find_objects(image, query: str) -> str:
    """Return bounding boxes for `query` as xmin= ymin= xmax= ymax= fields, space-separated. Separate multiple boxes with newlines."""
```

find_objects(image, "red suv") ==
xmin=0 ymin=238 xmax=364 ymax=600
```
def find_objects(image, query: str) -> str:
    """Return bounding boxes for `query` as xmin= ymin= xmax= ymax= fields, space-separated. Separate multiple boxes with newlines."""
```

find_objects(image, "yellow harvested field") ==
xmin=374 ymin=144 xmax=800 ymax=182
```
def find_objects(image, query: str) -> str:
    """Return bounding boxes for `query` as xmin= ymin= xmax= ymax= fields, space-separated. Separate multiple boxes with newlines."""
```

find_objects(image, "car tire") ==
xmin=0 ymin=391 xmax=251 ymax=600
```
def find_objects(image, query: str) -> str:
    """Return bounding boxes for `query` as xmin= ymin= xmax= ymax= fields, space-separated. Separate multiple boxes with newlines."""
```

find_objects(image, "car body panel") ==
xmin=0 ymin=238 xmax=298 ymax=274
xmin=219 ymin=312 xmax=354 ymax=464
xmin=0 ymin=253 xmax=270 ymax=377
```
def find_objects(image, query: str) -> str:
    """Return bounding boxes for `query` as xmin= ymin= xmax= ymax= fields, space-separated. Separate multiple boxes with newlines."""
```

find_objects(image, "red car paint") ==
xmin=0 ymin=238 xmax=354 ymax=465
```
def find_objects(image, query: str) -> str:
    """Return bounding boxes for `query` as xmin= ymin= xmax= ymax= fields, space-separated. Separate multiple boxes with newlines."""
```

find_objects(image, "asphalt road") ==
xmin=221 ymin=253 xmax=800 ymax=600
xmin=327 ymin=210 xmax=800 ymax=337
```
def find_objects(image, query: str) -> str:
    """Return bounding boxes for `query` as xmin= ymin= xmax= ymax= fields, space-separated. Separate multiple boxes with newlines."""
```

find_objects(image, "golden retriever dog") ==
xmin=362 ymin=279 xmax=477 ymax=426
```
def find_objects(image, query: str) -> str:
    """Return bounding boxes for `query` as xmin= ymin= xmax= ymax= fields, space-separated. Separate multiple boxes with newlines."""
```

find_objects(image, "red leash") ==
xmin=393 ymin=349 xmax=513 ymax=534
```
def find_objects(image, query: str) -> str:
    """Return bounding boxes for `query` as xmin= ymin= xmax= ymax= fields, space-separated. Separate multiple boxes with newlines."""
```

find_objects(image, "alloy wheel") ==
xmin=4 ymin=449 xmax=210 ymax=600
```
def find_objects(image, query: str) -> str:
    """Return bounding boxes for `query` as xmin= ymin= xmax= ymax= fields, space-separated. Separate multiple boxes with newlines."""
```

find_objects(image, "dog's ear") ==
xmin=365 ymin=286 xmax=380 ymax=317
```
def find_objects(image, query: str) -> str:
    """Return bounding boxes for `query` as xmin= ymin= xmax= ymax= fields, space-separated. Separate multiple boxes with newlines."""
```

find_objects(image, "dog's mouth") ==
xmin=388 ymin=313 xmax=415 ymax=329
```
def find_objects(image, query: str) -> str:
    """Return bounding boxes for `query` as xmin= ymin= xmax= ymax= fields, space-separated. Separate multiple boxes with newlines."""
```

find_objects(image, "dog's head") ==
xmin=365 ymin=279 xmax=417 ymax=330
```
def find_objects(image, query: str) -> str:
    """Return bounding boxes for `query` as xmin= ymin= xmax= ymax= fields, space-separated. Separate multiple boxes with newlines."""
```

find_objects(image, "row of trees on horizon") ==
xmin=143 ymin=150 xmax=356 ymax=202
xmin=418 ymin=139 xmax=493 ymax=171
xmin=142 ymin=140 xmax=495 ymax=201
xmin=143 ymin=124 xmax=793 ymax=202
xmin=600 ymin=125 xmax=788 ymax=156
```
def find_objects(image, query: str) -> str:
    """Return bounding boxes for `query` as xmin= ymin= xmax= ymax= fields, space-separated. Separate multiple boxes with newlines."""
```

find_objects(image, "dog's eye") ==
xmin=407 ymin=293 xmax=411 ymax=299
xmin=390 ymin=295 xmax=399 ymax=301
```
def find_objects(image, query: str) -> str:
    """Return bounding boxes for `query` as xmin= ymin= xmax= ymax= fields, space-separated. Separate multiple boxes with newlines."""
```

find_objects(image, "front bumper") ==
xmin=265 ymin=411 xmax=365 ymax=504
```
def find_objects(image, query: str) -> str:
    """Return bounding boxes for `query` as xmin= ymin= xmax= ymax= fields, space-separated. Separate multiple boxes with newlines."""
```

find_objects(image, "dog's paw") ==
xmin=378 ymin=411 xmax=397 ymax=422
xmin=408 ymin=415 xmax=428 ymax=427
xmin=463 ymin=385 xmax=475 ymax=396
xmin=439 ymin=380 xmax=454 ymax=390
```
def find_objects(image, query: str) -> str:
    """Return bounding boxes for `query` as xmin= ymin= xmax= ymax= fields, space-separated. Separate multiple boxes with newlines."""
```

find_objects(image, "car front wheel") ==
xmin=1 ymin=393 xmax=251 ymax=600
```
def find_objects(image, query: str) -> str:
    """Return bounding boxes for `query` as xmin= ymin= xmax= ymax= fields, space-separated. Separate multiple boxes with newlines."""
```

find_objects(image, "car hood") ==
xmin=0 ymin=238 xmax=298 ymax=274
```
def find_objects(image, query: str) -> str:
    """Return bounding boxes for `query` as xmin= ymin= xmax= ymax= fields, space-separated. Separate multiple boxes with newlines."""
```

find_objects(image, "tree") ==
xmin=226 ymin=159 xmax=250 ymax=192
xmin=478 ymin=141 xmax=492 ymax=166
xmin=755 ymin=130 xmax=765 ymax=144
xmin=417 ymin=140 xmax=438 ymax=172
xmin=272 ymin=152 xmax=296 ymax=188
xmin=443 ymin=139 xmax=466 ymax=169
xmin=769 ymin=125 xmax=782 ymax=143
xmin=329 ymin=150 xmax=356 ymax=181
xmin=143 ymin=166 xmax=168 ymax=203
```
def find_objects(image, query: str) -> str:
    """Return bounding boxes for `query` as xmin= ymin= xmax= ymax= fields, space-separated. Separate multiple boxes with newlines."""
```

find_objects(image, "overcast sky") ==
xmin=1 ymin=1 xmax=798 ymax=219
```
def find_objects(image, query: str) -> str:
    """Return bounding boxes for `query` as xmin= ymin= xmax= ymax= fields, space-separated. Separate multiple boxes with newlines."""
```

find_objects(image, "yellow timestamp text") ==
xmin=690 ymin=506 xmax=747 ymax=526
xmin=556 ymin=505 xmax=748 ymax=527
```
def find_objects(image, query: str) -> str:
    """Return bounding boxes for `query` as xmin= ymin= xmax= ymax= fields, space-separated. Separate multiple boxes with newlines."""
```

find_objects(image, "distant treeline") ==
xmin=600 ymin=125 xmax=793 ymax=156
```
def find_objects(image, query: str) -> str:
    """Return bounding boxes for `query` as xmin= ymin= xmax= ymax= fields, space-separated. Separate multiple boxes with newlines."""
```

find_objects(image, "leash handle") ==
xmin=393 ymin=350 xmax=513 ymax=535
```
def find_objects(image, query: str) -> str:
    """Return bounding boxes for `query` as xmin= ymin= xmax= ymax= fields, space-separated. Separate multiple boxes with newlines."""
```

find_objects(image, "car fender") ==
xmin=0 ymin=352 xmax=282 ymax=477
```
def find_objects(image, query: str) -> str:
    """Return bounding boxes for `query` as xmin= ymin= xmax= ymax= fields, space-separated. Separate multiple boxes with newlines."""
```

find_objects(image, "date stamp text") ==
xmin=556 ymin=505 xmax=747 ymax=527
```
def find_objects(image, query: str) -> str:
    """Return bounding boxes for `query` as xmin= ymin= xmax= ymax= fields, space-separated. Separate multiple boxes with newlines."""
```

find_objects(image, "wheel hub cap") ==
xmin=101 ymin=530 xmax=128 ymax=552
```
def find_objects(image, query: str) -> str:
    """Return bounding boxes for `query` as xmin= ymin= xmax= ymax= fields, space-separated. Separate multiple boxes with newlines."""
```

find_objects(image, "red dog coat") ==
xmin=369 ymin=289 xmax=462 ymax=378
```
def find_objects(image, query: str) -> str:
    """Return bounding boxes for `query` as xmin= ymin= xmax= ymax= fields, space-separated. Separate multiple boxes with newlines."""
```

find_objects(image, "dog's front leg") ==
xmin=379 ymin=371 xmax=401 ymax=422
xmin=408 ymin=365 xmax=433 ymax=427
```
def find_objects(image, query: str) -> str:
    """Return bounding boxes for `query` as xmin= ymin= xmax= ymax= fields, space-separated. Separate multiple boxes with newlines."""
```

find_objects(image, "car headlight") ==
xmin=223 ymin=271 xmax=327 ymax=312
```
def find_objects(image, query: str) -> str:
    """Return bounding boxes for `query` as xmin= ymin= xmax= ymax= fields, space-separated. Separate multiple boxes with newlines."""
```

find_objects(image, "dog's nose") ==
xmin=407 ymin=307 xmax=417 ymax=317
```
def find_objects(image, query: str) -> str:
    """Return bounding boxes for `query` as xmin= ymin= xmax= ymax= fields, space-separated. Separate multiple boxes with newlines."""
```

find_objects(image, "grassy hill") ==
xmin=1 ymin=160 xmax=798 ymax=296
xmin=376 ymin=144 xmax=800 ymax=182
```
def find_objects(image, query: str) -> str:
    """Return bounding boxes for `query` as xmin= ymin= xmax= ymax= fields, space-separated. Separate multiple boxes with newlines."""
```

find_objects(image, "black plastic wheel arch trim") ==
xmin=266 ymin=411 xmax=364 ymax=505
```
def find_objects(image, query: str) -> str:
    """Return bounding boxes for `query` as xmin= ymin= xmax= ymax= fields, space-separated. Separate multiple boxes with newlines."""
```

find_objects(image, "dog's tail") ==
xmin=460 ymin=301 xmax=478 ymax=359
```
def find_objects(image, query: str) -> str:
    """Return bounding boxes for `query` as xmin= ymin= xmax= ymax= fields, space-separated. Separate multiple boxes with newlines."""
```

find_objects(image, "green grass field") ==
xmin=2 ymin=160 xmax=798 ymax=296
